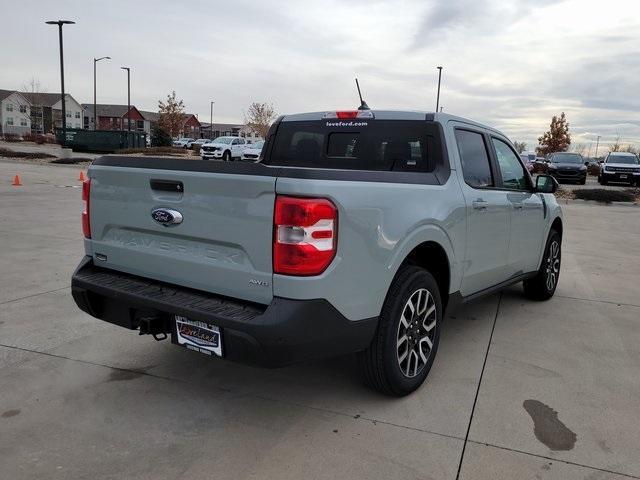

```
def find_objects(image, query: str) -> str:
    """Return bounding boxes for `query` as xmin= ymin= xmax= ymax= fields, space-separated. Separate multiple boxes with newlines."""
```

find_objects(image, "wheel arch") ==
xmin=400 ymin=241 xmax=451 ymax=309
xmin=551 ymin=216 xmax=563 ymax=238
xmin=384 ymin=224 xmax=457 ymax=313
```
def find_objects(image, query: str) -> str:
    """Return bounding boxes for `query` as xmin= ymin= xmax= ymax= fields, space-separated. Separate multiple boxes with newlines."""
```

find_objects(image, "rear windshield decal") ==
xmin=325 ymin=121 xmax=369 ymax=127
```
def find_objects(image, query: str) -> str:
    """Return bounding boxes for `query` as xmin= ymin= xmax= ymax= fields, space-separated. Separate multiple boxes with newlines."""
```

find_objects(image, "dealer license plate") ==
xmin=175 ymin=316 xmax=222 ymax=357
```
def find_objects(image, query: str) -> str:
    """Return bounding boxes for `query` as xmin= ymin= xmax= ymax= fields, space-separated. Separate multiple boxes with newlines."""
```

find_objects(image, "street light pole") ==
xmin=46 ymin=19 xmax=75 ymax=145
xmin=594 ymin=135 xmax=601 ymax=159
xmin=210 ymin=101 xmax=215 ymax=139
xmin=121 ymin=67 xmax=131 ymax=131
xmin=93 ymin=56 xmax=110 ymax=131
xmin=435 ymin=66 xmax=443 ymax=113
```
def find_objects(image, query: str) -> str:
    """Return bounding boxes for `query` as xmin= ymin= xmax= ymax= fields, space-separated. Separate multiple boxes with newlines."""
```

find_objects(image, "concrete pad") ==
xmin=459 ymin=442 xmax=631 ymax=480
xmin=0 ymin=172 xmax=84 ymax=241
xmin=0 ymin=162 xmax=84 ymax=301
xmin=0 ymin=353 xmax=462 ymax=480
xmin=0 ymin=345 xmax=37 ymax=369
xmin=469 ymin=290 xmax=640 ymax=477
xmin=0 ymin=289 xmax=108 ymax=352
xmin=0 ymin=233 xmax=78 ymax=303
xmin=558 ymin=203 xmax=640 ymax=307
xmin=43 ymin=294 xmax=498 ymax=440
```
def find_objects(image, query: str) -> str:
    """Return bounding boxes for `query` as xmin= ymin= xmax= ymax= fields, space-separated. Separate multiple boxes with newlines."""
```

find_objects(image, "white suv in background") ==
xmin=598 ymin=152 xmax=640 ymax=186
xmin=201 ymin=136 xmax=247 ymax=161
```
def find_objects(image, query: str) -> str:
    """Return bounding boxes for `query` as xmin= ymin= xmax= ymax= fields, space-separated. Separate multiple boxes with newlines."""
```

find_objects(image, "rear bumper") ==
xmin=71 ymin=257 xmax=377 ymax=367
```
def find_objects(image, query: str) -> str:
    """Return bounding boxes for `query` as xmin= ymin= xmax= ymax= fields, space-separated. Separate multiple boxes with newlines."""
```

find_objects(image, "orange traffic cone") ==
xmin=12 ymin=175 xmax=22 ymax=186
xmin=78 ymin=171 xmax=86 ymax=182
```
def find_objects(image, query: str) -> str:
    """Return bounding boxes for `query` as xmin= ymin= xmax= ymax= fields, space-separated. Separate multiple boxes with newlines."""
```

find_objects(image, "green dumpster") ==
xmin=55 ymin=128 xmax=147 ymax=153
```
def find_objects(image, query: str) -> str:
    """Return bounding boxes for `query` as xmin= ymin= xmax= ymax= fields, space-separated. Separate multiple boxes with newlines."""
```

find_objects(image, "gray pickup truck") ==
xmin=72 ymin=110 xmax=563 ymax=396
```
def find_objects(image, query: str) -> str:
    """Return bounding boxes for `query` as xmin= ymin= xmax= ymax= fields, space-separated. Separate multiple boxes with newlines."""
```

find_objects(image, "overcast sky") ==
xmin=2 ymin=0 xmax=638 ymax=151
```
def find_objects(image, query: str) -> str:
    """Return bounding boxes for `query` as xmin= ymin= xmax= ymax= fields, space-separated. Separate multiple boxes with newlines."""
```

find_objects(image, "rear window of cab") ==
xmin=266 ymin=120 xmax=437 ymax=172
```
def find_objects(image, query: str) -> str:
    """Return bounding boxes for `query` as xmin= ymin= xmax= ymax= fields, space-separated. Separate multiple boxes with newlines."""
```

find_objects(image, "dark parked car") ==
xmin=546 ymin=152 xmax=587 ymax=184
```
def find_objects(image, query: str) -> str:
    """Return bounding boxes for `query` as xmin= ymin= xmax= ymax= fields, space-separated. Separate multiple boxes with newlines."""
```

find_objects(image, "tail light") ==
xmin=273 ymin=196 xmax=338 ymax=276
xmin=323 ymin=110 xmax=374 ymax=119
xmin=82 ymin=178 xmax=91 ymax=238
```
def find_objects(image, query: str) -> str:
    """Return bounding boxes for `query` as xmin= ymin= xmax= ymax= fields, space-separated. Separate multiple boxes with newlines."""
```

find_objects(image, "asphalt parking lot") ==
xmin=1 ymin=159 xmax=639 ymax=480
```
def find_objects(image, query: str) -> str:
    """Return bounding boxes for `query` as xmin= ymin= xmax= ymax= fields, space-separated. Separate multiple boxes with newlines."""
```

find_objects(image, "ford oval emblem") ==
xmin=151 ymin=208 xmax=183 ymax=226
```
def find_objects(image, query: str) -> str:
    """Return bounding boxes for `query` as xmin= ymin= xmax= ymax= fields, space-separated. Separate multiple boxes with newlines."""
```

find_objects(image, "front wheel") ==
xmin=523 ymin=230 xmax=561 ymax=300
xmin=358 ymin=266 xmax=442 ymax=396
xmin=222 ymin=150 xmax=231 ymax=161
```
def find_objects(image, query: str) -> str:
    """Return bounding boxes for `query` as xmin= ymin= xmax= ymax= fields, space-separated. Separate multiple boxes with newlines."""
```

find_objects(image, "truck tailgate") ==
xmin=88 ymin=164 xmax=276 ymax=304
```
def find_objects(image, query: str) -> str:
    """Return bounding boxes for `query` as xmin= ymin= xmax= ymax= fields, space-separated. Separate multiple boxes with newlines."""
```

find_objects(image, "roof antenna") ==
xmin=355 ymin=78 xmax=369 ymax=110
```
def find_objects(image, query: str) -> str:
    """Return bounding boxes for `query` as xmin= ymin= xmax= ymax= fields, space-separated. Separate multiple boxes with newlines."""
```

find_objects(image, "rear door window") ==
xmin=268 ymin=120 xmax=435 ymax=171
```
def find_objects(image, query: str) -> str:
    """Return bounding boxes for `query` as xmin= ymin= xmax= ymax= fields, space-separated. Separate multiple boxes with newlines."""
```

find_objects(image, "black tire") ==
xmin=358 ymin=266 xmax=442 ymax=396
xmin=222 ymin=150 xmax=231 ymax=161
xmin=580 ymin=178 xmax=586 ymax=185
xmin=600 ymin=178 xmax=607 ymax=185
xmin=523 ymin=230 xmax=561 ymax=301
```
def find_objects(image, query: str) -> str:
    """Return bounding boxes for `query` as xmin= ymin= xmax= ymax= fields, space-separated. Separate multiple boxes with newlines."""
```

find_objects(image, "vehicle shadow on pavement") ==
xmin=122 ymin=293 xmax=502 ymax=440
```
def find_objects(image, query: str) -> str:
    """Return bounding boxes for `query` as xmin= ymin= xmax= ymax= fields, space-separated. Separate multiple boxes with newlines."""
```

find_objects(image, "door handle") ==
xmin=472 ymin=200 xmax=488 ymax=210
xmin=150 ymin=179 xmax=183 ymax=193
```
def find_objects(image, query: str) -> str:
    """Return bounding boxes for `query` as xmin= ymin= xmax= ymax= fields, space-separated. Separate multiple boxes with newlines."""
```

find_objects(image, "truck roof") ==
xmin=281 ymin=110 xmax=503 ymax=135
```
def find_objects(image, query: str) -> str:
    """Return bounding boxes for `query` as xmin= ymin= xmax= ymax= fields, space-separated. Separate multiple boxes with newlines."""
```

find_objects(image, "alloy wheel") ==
xmin=545 ymin=240 xmax=561 ymax=291
xmin=396 ymin=288 xmax=437 ymax=378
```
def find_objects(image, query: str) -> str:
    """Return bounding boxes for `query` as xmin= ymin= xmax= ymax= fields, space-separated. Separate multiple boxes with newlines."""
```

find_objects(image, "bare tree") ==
xmin=158 ymin=91 xmax=185 ymax=138
xmin=623 ymin=144 xmax=639 ymax=155
xmin=572 ymin=143 xmax=586 ymax=155
xmin=244 ymin=102 xmax=277 ymax=139
xmin=21 ymin=78 xmax=47 ymax=134
xmin=609 ymin=135 xmax=621 ymax=153
xmin=513 ymin=141 xmax=527 ymax=154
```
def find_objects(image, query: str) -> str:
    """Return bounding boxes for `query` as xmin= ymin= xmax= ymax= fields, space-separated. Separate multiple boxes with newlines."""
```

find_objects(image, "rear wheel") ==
xmin=358 ymin=266 xmax=442 ymax=396
xmin=523 ymin=230 xmax=561 ymax=300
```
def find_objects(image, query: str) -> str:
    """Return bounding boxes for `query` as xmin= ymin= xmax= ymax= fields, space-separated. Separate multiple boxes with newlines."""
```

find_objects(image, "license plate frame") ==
xmin=620 ymin=174 xmax=628 ymax=179
xmin=175 ymin=315 xmax=222 ymax=357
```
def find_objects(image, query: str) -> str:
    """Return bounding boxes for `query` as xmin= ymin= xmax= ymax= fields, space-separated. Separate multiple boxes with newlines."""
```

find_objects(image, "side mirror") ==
xmin=536 ymin=174 xmax=558 ymax=193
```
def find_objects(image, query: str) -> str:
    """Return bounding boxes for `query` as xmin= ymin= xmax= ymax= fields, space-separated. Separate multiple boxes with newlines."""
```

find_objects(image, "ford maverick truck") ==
xmin=72 ymin=110 xmax=563 ymax=396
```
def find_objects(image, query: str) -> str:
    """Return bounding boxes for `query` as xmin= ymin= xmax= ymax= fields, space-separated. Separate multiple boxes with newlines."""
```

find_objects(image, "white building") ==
xmin=0 ymin=89 xmax=31 ymax=136
xmin=21 ymin=92 xmax=83 ymax=134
